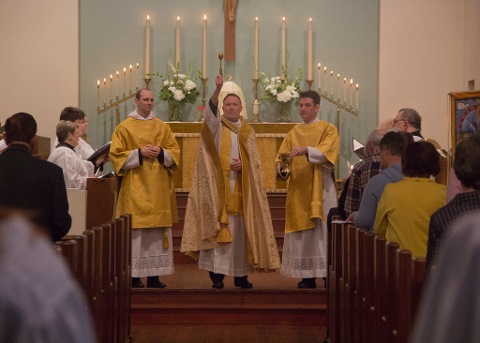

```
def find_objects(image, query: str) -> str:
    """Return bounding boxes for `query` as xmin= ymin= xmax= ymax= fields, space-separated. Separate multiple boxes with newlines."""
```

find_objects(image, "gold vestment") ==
xmin=277 ymin=120 xmax=339 ymax=233
xmin=181 ymin=113 xmax=280 ymax=272
xmin=110 ymin=117 xmax=180 ymax=229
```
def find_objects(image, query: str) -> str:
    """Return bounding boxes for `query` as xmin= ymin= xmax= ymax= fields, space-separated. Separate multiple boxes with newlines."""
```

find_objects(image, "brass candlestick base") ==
xmin=252 ymin=78 xmax=260 ymax=122
xmin=144 ymin=77 xmax=151 ymax=89
xmin=201 ymin=77 xmax=208 ymax=106
xmin=306 ymin=79 xmax=314 ymax=90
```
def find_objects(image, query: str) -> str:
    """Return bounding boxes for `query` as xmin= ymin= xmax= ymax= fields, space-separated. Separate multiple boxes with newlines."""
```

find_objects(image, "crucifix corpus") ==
xmin=224 ymin=0 xmax=238 ymax=61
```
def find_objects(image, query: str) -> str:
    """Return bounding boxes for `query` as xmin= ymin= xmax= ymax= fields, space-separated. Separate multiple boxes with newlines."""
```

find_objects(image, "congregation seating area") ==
xmin=327 ymin=221 xmax=427 ymax=343
xmin=55 ymin=214 xmax=132 ymax=343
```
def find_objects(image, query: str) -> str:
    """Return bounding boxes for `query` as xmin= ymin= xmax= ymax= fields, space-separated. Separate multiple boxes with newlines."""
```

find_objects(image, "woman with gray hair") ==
xmin=48 ymin=121 xmax=106 ymax=189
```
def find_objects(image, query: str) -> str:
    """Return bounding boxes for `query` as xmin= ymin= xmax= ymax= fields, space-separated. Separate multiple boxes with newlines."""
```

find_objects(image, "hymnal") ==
xmin=88 ymin=141 xmax=111 ymax=163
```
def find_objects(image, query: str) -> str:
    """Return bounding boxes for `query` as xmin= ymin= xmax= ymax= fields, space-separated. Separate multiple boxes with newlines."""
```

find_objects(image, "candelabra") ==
xmin=96 ymin=62 xmax=141 ymax=142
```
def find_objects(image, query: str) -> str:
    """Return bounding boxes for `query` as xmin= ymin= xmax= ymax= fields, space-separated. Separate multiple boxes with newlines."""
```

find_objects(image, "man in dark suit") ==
xmin=0 ymin=112 xmax=71 ymax=242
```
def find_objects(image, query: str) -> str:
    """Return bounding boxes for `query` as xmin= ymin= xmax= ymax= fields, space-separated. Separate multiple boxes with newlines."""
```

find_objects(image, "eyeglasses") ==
xmin=393 ymin=119 xmax=406 ymax=126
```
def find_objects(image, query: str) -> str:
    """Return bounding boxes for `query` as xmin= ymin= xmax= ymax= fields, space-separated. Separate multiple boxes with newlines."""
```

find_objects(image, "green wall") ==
xmin=80 ymin=0 xmax=379 ymax=178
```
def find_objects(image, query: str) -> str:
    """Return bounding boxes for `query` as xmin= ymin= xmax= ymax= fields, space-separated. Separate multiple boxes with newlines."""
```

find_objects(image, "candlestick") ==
xmin=281 ymin=17 xmax=286 ymax=78
xmin=337 ymin=74 xmax=340 ymax=100
xmin=145 ymin=15 xmax=150 ymax=76
xmin=317 ymin=63 xmax=321 ymax=91
xmin=176 ymin=16 xmax=180 ymax=67
xmin=254 ymin=17 xmax=259 ymax=79
xmin=123 ymin=67 xmax=126 ymax=96
xmin=109 ymin=75 xmax=113 ymax=102
xmin=349 ymin=78 xmax=353 ymax=107
xmin=103 ymin=78 xmax=106 ymax=105
xmin=97 ymin=80 xmax=100 ymax=108
xmin=323 ymin=67 xmax=327 ymax=93
xmin=201 ymin=77 xmax=208 ymax=107
xmin=129 ymin=65 xmax=133 ymax=94
xmin=203 ymin=14 xmax=207 ymax=77
xmin=307 ymin=18 xmax=312 ymax=80
xmin=356 ymin=84 xmax=359 ymax=110
xmin=136 ymin=63 xmax=139 ymax=89
xmin=343 ymin=78 xmax=347 ymax=104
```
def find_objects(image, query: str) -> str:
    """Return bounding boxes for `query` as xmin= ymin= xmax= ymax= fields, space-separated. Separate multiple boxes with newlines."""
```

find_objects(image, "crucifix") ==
xmin=224 ymin=0 xmax=238 ymax=61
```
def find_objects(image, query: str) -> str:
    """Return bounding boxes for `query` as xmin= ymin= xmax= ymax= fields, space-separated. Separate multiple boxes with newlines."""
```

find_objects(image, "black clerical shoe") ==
xmin=132 ymin=277 xmax=145 ymax=288
xmin=297 ymin=278 xmax=317 ymax=289
xmin=146 ymin=276 xmax=166 ymax=288
xmin=234 ymin=276 xmax=253 ymax=289
xmin=209 ymin=271 xmax=225 ymax=289
xmin=212 ymin=281 xmax=224 ymax=289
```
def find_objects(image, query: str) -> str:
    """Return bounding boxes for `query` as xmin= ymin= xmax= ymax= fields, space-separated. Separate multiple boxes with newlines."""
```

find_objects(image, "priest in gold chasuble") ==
xmin=181 ymin=75 xmax=280 ymax=289
xmin=110 ymin=88 xmax=180 ymax=289
xmin=277 ymin=90 xmax=339 ymax=289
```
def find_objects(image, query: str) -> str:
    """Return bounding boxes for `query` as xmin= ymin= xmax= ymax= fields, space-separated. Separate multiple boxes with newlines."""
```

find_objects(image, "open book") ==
xmin=352 ymin=138 xmax=367 ymax=159
xmin=87 ymin=141 xmax=111 ymax=163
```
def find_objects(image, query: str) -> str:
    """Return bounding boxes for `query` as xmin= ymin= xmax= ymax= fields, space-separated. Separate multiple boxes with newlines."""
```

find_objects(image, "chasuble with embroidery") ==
xmin=181 ymin=106 xmax=280 ymax=272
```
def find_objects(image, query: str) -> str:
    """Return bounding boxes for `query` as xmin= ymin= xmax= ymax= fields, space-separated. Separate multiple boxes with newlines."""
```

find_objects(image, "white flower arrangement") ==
xmin=151 ymin=60 xmax=199 ymax=105
xmin=259 ymin=66 xmax=303 ymax=105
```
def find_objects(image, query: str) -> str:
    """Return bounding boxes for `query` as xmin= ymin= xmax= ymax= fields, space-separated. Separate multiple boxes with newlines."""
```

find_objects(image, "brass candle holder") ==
xmin=306 ymin=79 xmax=314 ymax=90
xmin=144 ymin=77 xmax=151 ymax=89
xmin=201 ymin=77 xmax=208 ymax=107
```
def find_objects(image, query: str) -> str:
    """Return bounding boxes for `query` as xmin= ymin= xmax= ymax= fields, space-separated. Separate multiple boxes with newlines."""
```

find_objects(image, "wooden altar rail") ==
xmin=55 ymin=214 xmax=132 ymax=343
xmin=327 ymin=222 xmax=427 ymax=343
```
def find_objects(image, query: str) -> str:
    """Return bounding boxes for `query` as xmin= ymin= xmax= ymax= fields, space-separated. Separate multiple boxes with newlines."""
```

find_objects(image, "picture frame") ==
xmin=449 ymin=90 xmax=480 ymax=157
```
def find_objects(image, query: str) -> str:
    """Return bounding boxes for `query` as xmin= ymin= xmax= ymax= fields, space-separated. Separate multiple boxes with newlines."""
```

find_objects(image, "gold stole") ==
xmin=220 ymin=118 xmax=243 ymax=215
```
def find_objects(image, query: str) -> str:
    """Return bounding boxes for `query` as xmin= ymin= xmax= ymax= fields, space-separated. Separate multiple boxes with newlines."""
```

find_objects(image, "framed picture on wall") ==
xmin=449 ymin=90 xmax=480 ymax=156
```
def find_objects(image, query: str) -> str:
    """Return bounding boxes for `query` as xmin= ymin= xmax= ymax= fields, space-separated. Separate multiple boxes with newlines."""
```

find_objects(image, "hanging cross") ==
xmin=224 ymin=0 xmax=237 ymax=61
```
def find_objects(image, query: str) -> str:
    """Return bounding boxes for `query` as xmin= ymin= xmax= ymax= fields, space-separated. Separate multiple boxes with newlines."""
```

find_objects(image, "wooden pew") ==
xmin=327 ymin=223 xmax=427 ymax=343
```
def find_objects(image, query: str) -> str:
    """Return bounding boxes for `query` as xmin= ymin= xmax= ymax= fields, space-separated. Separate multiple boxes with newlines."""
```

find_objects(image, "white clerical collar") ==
xmin=130 ymin=110 xmax=155 ymax=120
xmin=303 ymin=117 xmax=319 ymax=124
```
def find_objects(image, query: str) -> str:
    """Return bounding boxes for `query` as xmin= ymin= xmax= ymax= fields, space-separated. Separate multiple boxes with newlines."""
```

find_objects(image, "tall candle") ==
xmin=337 ymin=74 xmax=340 ymax=99
xmin=116 ymin=71 xmax=119 ymax=97
xmin=103 ymin=78 xmax=106 ymax=105
xmin=203 ymin=15 xmax=207 ymax=77
xmin=281 ymin=17 xmax=286 ymax=78
xmin=123 ymin=67 xmax=127 ymax=95
xmin=343 ymin=78 xmax=347 ymax=103
xmin=323 ymin=67 xmax=327 ymax=92
xmin=356 ymin=84 xmax=359 ymax=110
xmin=254 ymin=17 xmax=259 ymax=79
xmin=109 ymin=75 xmax=113 ymax=101
xmin=176 ymin=16 xmax=180 ymax=67
xmin=129 ymin=65 xmax=133 ymax=92
xmin=307 ymin=18 xmax=312 ymax=80
xmin=145 ymin=15 xmax=150 ymax=76
xmin=317 ymin=63 xmax=321 ymax=90
xmin=330 ymin=71 xmax=333 ymax=96
xmin=350 ymin=78 xmax=353 ymax=106
xmin=97 ymin=80 xmax=100 ymax=108
xmin=136 ymin=63 xmax=139 ymax=88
